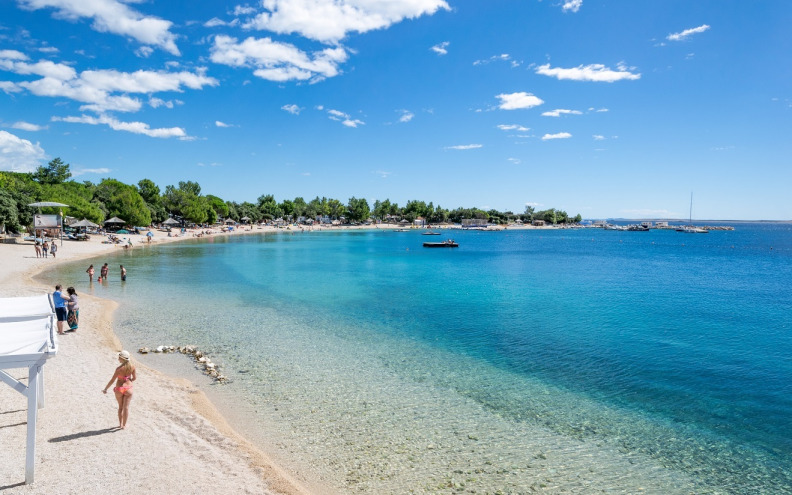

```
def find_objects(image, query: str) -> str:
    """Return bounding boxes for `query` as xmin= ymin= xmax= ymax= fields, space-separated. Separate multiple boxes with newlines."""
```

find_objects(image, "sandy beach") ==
xmin=0 ymin=228 xmax=317 ymax=494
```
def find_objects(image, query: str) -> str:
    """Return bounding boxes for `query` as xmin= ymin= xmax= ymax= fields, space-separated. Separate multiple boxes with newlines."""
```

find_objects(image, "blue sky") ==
xmin=1 ymin=0 xmax=790 ymax=220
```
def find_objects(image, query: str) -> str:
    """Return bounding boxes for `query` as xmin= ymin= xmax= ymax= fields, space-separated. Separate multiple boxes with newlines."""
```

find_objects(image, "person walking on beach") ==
xmin=49 ymin=242 xmax=57 ymax=258
xmin=34 ymin=241 xmax=41 ymax=258
xmin=120 ymin=265 xmax=126 ymax=281
xmin=52 ymin=285 xmax=68 ymax=335
xmin=102 ymin=350 xmax=136 ymax=429
xmin=42 ymin=240 xmax=49 ymax=258
xmin=65 ymin=286 xmax=79 ymax=331
xmin=87 ymin=264 xmax=95 ymax=282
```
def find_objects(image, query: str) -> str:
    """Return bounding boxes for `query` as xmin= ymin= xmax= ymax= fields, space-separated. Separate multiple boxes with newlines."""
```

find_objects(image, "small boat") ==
xmin=422 ymin=231 xmax=441 ymax=235
xmin=676 ymin=193 xmax=709 ymax=233
xmin=676 ymin=226 xmax=708 ymax=234
xmin=394 ymin=228 xmax=410 ymax=232
xmin=627 ymin=225 xmax=649 ymax=232
xmin=423 ymin=239 xmax=458 ymax=248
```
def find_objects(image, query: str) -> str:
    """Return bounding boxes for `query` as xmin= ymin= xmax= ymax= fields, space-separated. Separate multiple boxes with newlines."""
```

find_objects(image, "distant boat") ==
xmin=603 ymin=224 xmax=627 ymax=231
xmin=422 ymin=231 xmax=441 ymax=235
xmin=676 ymin=193 xmax=709 ymax=233
xmin=394 ymin=229 xmax=410 ymax=232
xmin=627 ymin=225 xmax=649 ymax=232
xmin=423 ymin=239 xmax=458 ymax=248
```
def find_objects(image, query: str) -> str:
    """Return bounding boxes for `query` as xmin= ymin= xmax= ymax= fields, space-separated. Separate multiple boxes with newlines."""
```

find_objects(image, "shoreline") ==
xmin=0 ymin=226 xmax=316 ymax=494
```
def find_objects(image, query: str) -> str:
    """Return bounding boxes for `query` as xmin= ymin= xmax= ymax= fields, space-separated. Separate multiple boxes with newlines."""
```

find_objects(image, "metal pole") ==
xmin=25 ymin=364 xmax=40 ymax=484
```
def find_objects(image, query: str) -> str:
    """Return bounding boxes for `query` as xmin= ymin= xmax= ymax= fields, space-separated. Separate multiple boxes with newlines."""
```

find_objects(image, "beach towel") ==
xmin=67 ymin=309 xmax=79 ymax=330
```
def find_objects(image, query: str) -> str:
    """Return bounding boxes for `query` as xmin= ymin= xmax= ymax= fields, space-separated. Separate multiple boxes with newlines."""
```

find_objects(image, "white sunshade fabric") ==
xmin=0 ymin=294 xmax=57 ymax=359
xmin=0 ymin=294 xmax=54 ymax=321
xmin=0 ymin=318 xmax=55 ymax=356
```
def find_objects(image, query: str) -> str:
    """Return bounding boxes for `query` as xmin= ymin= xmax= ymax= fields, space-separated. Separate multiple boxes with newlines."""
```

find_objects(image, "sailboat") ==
xmin=676 ymin=193 xmax=708 ymax=233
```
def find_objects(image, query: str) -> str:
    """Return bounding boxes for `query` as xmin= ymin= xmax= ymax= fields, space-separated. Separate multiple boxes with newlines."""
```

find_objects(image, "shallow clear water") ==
xmin=41 ymin=224 xmax=792 ymax=493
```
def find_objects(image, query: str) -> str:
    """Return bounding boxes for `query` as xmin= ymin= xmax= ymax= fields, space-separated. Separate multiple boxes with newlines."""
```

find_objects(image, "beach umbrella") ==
xmin=69 ymin=218 xmax=99 ymax=228
xmin=28 ymin=201 xmax=69 ymax=207
xmin=104 ymin=216 xmax=126 ymax=225
xmin=162 ymin=218 xmax=180 ymax=225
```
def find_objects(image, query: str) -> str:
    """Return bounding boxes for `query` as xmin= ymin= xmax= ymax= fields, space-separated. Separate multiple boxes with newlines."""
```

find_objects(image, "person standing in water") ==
xmin=86 ymin=264 xmax=95 ymax=282
xmin=120 ymin=265 xmax=127 ymax=281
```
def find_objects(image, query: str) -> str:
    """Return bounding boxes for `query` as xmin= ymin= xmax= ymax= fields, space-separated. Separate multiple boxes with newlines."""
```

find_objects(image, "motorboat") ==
xmin=423 ymin=239 xmax=459 ymax=248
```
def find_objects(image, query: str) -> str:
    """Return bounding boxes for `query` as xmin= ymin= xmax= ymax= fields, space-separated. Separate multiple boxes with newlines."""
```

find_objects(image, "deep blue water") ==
xmin=42 ymin=223 xmax=792 ymax=493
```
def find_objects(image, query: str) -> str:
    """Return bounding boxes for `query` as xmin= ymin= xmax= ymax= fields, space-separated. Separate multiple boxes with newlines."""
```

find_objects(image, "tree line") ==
xmin=0 ymin=158 xmax=581 ymax=233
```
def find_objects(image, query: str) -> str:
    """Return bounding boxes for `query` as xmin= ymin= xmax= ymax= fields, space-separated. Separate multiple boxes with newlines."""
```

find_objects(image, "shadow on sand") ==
xmin=49 ymin=427 xmax=119 ymax=443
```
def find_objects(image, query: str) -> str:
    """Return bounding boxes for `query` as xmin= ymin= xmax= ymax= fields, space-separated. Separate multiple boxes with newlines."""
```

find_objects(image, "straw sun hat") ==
xmin=118 ymin=350 xmax=131 ymax=361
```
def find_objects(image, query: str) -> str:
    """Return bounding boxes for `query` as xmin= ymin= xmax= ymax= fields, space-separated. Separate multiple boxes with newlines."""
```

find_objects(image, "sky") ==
xmin=0 ymin=0 xmax=790 ymax=221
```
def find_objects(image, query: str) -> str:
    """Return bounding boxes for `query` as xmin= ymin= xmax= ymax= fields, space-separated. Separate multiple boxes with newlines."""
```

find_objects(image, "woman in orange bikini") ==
xmin=102 ymin=350 xmax=136 ymax=429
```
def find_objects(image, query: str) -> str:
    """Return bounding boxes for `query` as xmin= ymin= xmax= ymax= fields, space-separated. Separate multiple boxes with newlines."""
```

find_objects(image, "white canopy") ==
xmin=0 ymin=294 xmax=57 ymax=484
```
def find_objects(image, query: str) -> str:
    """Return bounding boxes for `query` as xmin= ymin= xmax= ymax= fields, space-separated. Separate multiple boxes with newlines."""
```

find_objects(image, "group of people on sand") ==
xmin=86 ymin=263 xmax=126 ymax=282
xmin=52 ymin=284 xmax=79 ymax=334
xmin=34 ymin=239 xmax=57 ymax=258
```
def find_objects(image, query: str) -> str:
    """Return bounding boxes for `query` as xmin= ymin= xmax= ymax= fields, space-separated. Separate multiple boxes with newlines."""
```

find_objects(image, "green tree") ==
xmin=0 ymin=188 xmax=22 ymax=232
xmin=346 ymin=197 xmax=370 ymax=222
xmin=327 ymin=198 xmax=345 ymax=219
xmin=94 ymin=178 xmax=151 ymax=226
xmin=137 ymin=179 xmax=167 ymax=224
xmin=206 ymin=195 xmax=229 ymax=219
xmin=32 ymin=157 xmax=71 ymax=185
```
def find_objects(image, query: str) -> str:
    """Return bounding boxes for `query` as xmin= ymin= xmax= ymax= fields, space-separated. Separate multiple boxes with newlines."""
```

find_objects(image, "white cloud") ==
xmin=12 ymin=121 xmax=46 ymax=131
xmin=535 ymin=63 xmax=640 ymax=82
xmin=525 ymin=202 xmax=542 ymax=208
xmin=398 ymin=110 xmax=414 ymax=123
xmin=149 ymin=97 xmax=175 ymax=109
xmin=215 ymin=121 xmax=232 ymax=127
xmin=592 ymin=134 xmax=605 ymax=140
xmin=281 ymin=104 xmax=302 ymax=114
xmin=562 ymin=0 xmax=582 ymax=13
xmin=541 ymin=132 xmax=572 ymax=140
xmin=496 ymin=92 xmax=544 ymax=110
xmin=589 ymin=107 xmax=609 ymax=112
xmin=542 ymin=109 xmax=582 ymax=117
xmin=135 ymin=46 xmax=154 ymax=58
xmin=497 ymin=124 xmax=529 ymax=132
xmin=52 ymin=114 xmax=188 ymax=139
xmin=205 ymin=17 xmax=238 ymax=28
xmin=473 ymin=54 xmax=513 ymax=66
xmin=0 ymin=130 xmax=46 ymax=172
xmin=326 ymin=108 xmax=364 ymax=127
xmin=667 ymin=24 xmax=710 ymax=42
xmin=242 ymin=0 xmax=450 ymax=44
xmin=18 ymin=0 xmax=180 ymax=55
xmin=211 ymin=35 xmax=348 ymax=82
xmin=507 ymin=157 xmax=521 ymax=165
xmin=71 ymin=167 xmax=110 ymax=176
xmin=374 ymin=170 xmax=391 ymax=178
xmin=445 ymin=144 xmax=482 ymax=150
xmin=0 ymin=52 xmax=218 ymax=113
xmin=431 ymin=41 xmax=449 ymax=56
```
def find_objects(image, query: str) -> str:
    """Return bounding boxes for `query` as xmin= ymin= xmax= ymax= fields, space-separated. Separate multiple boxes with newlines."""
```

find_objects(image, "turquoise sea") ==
xmin=41 ymin=223 xmax=792 ymax=493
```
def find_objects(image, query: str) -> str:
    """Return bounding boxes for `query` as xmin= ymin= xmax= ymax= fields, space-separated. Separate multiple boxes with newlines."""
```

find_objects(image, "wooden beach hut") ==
xmin=0 ymin=294 xmax=58 ymax=484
